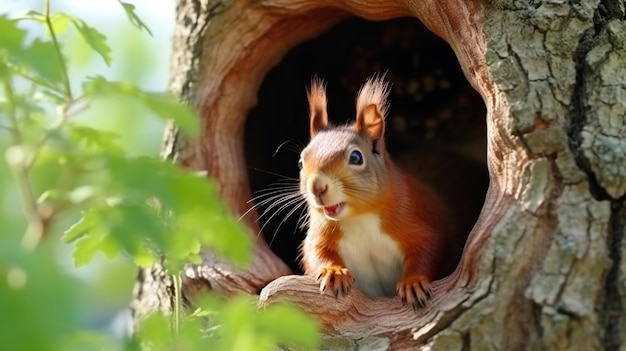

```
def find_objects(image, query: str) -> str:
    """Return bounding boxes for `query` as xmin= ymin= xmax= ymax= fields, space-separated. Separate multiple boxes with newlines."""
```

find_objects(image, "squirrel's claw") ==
xmin=317 ymin=266 xmax=354 ymax=297
xmin=397 ymin=274 xmax=432 ymax=311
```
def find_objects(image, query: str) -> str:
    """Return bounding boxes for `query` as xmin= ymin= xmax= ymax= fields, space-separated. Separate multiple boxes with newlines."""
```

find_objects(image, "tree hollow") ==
xmin=172 ymin=0 xmax=508 ymax=341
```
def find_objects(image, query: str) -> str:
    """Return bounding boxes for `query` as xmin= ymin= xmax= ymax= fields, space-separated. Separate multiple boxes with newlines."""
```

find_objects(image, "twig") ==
xmin=8 ymin=66 xmax=62 ymax=93
xmin=44 ymin=0 xmax=73 ymax=101
xmin=26 ymin=95 xmax=87 ymax=170
xmin=2 ymin=77 xmax=45 ymax=251
xmin=172 ymin=273 xmax=182 ymax=335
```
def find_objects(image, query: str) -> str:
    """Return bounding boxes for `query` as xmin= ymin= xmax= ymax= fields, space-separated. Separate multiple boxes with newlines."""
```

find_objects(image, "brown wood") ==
xmin=131 ymin=0 xmax=626 ymax=349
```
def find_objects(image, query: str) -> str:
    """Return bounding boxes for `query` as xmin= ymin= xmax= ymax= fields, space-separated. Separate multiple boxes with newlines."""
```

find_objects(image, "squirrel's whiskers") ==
xmin=241 ymin=166 xmax=309 ymax=248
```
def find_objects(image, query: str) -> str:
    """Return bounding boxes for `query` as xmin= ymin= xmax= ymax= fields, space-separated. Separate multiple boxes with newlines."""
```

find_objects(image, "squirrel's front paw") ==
xmin=316 ymin=266 xmax=354 ymax=297
xmin=397 ymin=274 xmax=433 ymax=311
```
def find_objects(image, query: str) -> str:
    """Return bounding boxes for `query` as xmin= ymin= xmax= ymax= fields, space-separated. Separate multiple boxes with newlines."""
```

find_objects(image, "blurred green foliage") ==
xmin=0 ymin=1 xmax=319 ymax=350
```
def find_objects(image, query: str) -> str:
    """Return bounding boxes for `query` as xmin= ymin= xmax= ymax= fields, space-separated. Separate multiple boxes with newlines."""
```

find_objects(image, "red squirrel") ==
xmin=299 ymin=75 xmax=448 ymax=309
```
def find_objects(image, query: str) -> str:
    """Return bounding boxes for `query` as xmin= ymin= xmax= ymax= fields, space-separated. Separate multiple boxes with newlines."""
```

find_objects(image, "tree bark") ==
xmin=131 ymin=0 xmax=626 ymax=349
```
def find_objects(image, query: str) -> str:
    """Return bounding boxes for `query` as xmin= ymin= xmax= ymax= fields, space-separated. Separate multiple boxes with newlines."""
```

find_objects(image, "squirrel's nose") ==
xmin=312 ymin=180 xmax=328 ymax=197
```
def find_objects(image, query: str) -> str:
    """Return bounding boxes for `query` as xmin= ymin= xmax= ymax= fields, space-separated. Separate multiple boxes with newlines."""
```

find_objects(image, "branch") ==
xmin=2 ymin=77 xmax=46 ymax=250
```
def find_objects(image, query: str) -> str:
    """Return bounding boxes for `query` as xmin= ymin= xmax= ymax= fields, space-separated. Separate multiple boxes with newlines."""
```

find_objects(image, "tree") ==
xmin=131 ymin=0 xmax=626 ymax=349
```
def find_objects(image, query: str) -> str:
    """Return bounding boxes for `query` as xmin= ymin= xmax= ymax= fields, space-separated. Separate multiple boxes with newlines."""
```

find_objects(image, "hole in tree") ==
xmin=245 ymin=17 xmax=488 ymax=276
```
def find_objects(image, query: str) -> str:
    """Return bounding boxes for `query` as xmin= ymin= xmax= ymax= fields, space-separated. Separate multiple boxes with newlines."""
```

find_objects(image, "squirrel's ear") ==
xmin=308 ymin=77 xmax=328 ymax=137
xmin=354 ymin=75 xmax=389 ymax=143
xmin=357 ymin=104 xmax=384 ymax=141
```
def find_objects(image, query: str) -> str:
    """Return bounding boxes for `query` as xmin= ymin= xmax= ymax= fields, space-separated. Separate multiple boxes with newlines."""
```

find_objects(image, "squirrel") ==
xmin=298 ymin=75 xmax=449 ymax=309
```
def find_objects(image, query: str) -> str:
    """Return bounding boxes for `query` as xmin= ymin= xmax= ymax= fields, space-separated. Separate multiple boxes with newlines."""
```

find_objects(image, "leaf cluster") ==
xmin=0 ymin=2 xmax=319 ymax=351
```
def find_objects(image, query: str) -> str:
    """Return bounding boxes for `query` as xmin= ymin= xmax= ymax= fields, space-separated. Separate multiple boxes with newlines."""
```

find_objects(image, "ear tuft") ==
xmin=355 ymin=74 xmax=390 ymax=142
xmin=307 ymin=76 xmax=328 ymax=137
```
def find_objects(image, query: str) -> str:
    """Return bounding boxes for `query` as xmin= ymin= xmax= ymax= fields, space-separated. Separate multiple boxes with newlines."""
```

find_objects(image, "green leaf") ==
xmin=68 ymin=124 xmax=124 ymax=155
xmin=63 ymin=209 xmax=99 ymax=243
xmin=257 ymin=303 xmax=320 ymax=350
xmin=19 ymin=11 xmax=110 ymax=68
xmin=64 ymin=202 xmax=162 ymax=267
xmin=72 ymin=227 xmax=121 ymax=267
xmin=21 ymin=39 xmax=65 ymax=83
xmin=136 ymin=313 xmax=171 ymax=348
xmin=109 ymin=156 xmax=251 ymax=267
xmin=0 ymin=15 xmax=65 ymax=90
xmin=196 ymin=216 xmax=251 ymax=268
xmin=83 ymin=76 xmax=199 ymax=137
xmin=19 ymin=11 xmax=71 ymax=37
xmin=217 ymin=297 xmax=257 ymax=351
xmin=111 ymin=202 xmax=166 ymax=257
xmin=69 ymin=18 xmax=112 ymax=66
xmin=137 ymin=312 xmax=209 ymax=351
xmin=64 ymin=330 xmax=120 ymax=351
xmin=63 ymin=206 xmax=126 ymax=266
xmin=0 ymin=250 xmax=84 ymax=351
xmin=0 ymin=15 xmax=30 ymax=51
xmin=133 ymin=249 xmax=156 ymax=268
xmin=194 ymin=295 xmax=319 ymax=351
xmin=117 ymin=1 xmax=153 ymax=36
xmin=49 ymin=13 xmax=72 ymax=35
xmin=63 ymin=150 xmax=250 ymax=268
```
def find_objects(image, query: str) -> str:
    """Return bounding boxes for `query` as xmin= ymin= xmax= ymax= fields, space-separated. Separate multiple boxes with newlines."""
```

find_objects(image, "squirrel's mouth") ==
xmin=322 ymin=202 xmax=346 ymax=219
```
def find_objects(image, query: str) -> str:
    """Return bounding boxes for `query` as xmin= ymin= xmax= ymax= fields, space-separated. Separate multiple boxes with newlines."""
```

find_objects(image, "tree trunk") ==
xmin=131 ymin=0 xmax=626 ymax=349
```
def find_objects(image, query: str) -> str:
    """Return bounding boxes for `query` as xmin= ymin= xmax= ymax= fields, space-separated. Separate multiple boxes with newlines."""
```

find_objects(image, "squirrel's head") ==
xmin=299 ymin=75 xmax=390 ymax=221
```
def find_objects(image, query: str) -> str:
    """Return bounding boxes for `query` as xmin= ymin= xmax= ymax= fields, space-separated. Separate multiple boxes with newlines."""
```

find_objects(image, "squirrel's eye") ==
xmin=348 ymin=150 xmax=363 ymax=165
xmin=298 ymin=158 xmax=303 ymax=170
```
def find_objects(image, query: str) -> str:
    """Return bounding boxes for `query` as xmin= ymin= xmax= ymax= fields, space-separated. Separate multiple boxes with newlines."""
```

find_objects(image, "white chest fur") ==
xmin=337 ymin=214 xmax=403 ymax=297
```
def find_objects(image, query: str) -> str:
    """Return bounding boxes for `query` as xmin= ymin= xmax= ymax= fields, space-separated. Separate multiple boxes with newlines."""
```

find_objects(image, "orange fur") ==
xmin=301 ymin=217 xmax=355 ymax=296
xmin=380 ymin=161 xmax=447 ymax=308
xmin=299 ymin=75 xmax=448 ymax=309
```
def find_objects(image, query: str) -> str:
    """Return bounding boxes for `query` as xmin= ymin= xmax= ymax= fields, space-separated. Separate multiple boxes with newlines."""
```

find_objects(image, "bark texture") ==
xmin=131 ymin=0 xmax=626 ymax=349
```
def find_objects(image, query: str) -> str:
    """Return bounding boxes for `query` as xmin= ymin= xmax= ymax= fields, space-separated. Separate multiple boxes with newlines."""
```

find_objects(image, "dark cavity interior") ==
xmin=244 ymin=17 xmax=488 ymax=275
